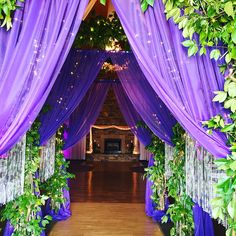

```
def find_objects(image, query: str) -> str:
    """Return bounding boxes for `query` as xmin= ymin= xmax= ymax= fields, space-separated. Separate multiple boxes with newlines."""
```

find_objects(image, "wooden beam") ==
xmin=82 ymin=0 xmax=97 ymax=20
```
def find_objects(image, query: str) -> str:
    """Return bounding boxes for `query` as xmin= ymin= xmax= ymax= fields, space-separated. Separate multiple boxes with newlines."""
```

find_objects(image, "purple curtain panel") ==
xmin=0 ymin=0 xmax=88 ymax=155
xmin=63 ymin=82 xmax=110 ymax=149
xmin=112 ymin=82 xmax=152 ymax=146
xmin=111 ymin=52 xmax=176 ymax=145
xmin=39 ymin=50 xmax=108 ymax=145
xmin=112 ymin=0 xmax=229 ymax=158
xmin=193 ymin=203 xmax=215 ymax=236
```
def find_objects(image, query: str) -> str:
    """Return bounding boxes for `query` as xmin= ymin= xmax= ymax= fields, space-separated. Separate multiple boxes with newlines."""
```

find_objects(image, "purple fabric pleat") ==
xmin=0 ymin=0 xmax=88 ymax=155
xmin=112 ymin=83 xmax=152 ymax=146
xmin=110 ymin=52 xmax=176 ymax=145
xmin=112 ymin=0 xmax=229 ymax=158
xmin=63 ymin=82 xmax=110 ymax=149
xmin=39 ymin=50 xmax=108 ymax=145
xmin=44 ymin=188 xmax=71 ymax=221
xmin=193 ymin=203 xmax=214 ymax=236
xmin=3 ymin=221 xmax=14 ymax=236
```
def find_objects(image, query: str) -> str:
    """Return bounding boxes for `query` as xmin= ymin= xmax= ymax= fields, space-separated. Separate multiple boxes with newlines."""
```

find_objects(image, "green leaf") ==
xmin=225 ymin=53 xmax=232 ymax=64
xmin=224 ymin=1 xmax=234 ymax=18
xmin=182 ymin=40 xmax=195 ymax=47
xmin=100 ymin=0 xmax=106 ymax=5
xmin=228 ymin=82 xmax=236 ymax=97
xmin=224 ymin=98 xmax=235 ymax=109
xmin=221 ymin=123 xmax=235 ymax=132
xmin=232 ymin=30 xmax=236 ymax=44
xmin=146 ymin=0 xmax=154 ymax=7
xmin=227 ymin=200 xmax=236 ymax=219
xmin=188 ymin=45 xmax=198 ymax=56
xmin=199 ymin=47 xmax=206 ymax=56
xmin=229 ymin=161 xmax=236 ymax=171
xmin=232 ymin=47 xmax=236 ymax=59
xmin=141 ymin=0 xmax=148 ymax=12
xmin=231 ymin=100 xmax=236 ymax=112
xmin=210 ymin=49 xmax=221 ymax=61
xmin=213 ymin=91 xmax=227 ymax=103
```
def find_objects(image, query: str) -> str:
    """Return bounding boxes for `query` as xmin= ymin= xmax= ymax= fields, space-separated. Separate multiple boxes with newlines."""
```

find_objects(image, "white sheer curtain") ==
xmin=139 ymin=142 xmax=152 ymax=160
xmin=71 ymin=136 xmax=86 ymax=160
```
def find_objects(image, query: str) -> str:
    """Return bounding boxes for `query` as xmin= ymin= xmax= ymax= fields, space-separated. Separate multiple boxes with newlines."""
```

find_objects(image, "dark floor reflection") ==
xmin=68 ymin=160 xmax=146 ymax=203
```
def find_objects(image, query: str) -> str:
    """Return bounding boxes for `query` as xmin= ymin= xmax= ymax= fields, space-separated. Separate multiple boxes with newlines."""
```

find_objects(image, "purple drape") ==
xmin=44 ymin=188 xmax=71 ymax=221
xmin=110 ymin=52 xmax=176 ymax=145
xmin=39 ymin=50 xmax=108 ymax=144
xmin=193 ymin=203 xmax=214 ymax=236
xmin=112 ymin=83 xmax=152 ymax=146
xmin=63 ymin=82 xmax=110 ymax=149
xmin=145 ymin=155 xmax=167 ymax=222
xmin=112 ymin=0 xmax=229 ymax=158
xmin=0 ymin=0 xmax=88 ymax=155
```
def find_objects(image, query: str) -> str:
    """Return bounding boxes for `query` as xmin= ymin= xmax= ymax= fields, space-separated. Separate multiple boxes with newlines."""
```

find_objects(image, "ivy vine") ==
xmin=1 ymin=121 xmax=51 ymax=236
xmin=162 ymin=124 xmax=194 ymax=236
xmin=145 ymin=135 xmax=166 ymax=211
xmin=203 ymin=75 xmax=236 ymax=235
xmin=163 ymin=0 xmax=236 ymax=235
xmin=162 ymin=0 xmax=236 ymax=68
xmin=39 ymin=126 xmax=74 ymax=213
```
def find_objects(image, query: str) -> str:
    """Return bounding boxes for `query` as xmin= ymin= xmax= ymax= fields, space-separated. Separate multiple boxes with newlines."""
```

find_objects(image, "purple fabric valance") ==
xmin=39 ymin=50 xmax=108 ymax=145
xmin=112 ymin=0 xmax=229 ymax=157
xmin=0 ymin=0 xmax=88 ymax=155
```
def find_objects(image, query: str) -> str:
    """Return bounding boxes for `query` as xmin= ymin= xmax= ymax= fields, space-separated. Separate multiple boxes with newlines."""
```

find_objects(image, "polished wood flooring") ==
xmin=49 ymin=161 xmax=163 ymax=236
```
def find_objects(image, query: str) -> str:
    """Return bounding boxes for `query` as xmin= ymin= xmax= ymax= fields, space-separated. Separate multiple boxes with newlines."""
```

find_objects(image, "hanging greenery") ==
xmin=1 ymin=121 xmax=52 ymax=236
xmin=39 ymin=126 xmax=74 ymax=213
xmin=162 ymin=124 xmax=194 ymax=236
xmin=203 ymin=82 xmax=236 ymax=235
xmin=163 ymin=0 xmax=236 ymax=68
xmin=163 ymin=1 xmax=236 ymax=235
xmin=73 ymin=12 xmax=129 ymax=50
xmin=145 ymin=135 xmax=166 ymax=210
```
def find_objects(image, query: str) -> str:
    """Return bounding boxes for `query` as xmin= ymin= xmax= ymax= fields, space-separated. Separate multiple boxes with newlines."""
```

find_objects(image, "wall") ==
xmin=86 ymin=87 xmax=135 ymax=154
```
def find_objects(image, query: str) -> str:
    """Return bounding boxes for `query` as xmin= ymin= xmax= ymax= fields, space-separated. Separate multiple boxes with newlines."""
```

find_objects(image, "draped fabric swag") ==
xmin=112 ymin=0 xmax=229 ymax=158
xmin=110 ymin=52 xmax=176 ymax=145
xmin=0 ymin=0 xmax=88 ymax=155
xmin=39 ymin=50 xmax=108 ymax=144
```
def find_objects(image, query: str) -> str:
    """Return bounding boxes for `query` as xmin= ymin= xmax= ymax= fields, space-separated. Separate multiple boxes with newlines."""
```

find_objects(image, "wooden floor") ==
xmin=49 ymin=161 xmax=163 ymax=236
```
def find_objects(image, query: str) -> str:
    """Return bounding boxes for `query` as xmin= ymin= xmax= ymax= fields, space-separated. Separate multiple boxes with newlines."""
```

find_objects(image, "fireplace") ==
xmin=104 ymin=139 xmax=121 ymax=154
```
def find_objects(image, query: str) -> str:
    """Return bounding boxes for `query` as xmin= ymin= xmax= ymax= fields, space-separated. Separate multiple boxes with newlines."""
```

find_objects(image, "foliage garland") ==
xmin=1 ymin=121 xmax=51 ymax=236
xmin=162 ymin=124 xmax=194 ymax=236
xmin=161 ymin=0 xmax=236 ymax=235
xmin=39 ymin=126 xmax=74 ymax=213
xmin=145 ymin=135 xmax=166 ymax=211
xmin=162 ymin=0 xmax=236 ymax=69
